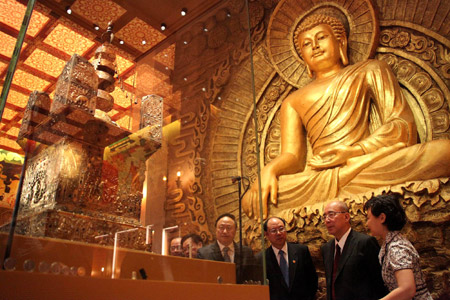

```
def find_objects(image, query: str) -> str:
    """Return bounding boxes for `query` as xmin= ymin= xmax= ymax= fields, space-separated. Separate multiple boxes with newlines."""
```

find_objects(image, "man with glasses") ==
xmin=169 ymin=236 xmax=183 ymax=256
xmin=259 ymin=217 xmax=317 ymax=300
xmin=197 ymin=213 xmax=255 ymax=283
xmin=321 ymin=201 xmax=387 ymax=300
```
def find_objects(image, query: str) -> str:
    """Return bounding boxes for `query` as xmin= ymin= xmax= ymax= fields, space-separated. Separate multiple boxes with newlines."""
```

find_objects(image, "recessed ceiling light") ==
xmin=94 ymin=24 xmax=100 ymax=31
xmin=204 ymin=28 xmax=208 ymax=32
xmin=142 ymin=40 xmax=147 ymax=45
xmin=66 ymin=6 xmax=72 ymax=14
xmin=183 ymin=77 xmax=187 ymax=81
xmin=161 ymin=23 xmax=166 ymax=31
xmin=119 ymin=40 xmax=124 ymax=45
xmin=183 ymin=41 xmax=188 ymax=45
xmin=181 ymin=8 xmax=187 ymax=16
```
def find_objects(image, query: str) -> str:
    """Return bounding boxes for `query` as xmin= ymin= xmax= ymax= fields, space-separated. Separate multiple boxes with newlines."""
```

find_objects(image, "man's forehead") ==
xmin=267 ymin=218 xmax=284 ymax=227
xmin=324 ymin=201 xmax=340 ymax=211
xmin=217 ymin=217 xmax=234 ymax=225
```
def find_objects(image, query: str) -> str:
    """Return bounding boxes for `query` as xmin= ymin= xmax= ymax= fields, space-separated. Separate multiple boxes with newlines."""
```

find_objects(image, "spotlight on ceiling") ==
xmin=66 ymin=6 xmax=72 ymax=14
xmin=119 ymin=40 xmax=124 ymax=45
xmin=160 ymin=23 xmax=166 ymax=31
xmin=94 ymin=24 xmax=100 ymax=31
xmin=142 ymin=40 xmax=147 ymax=45
xmin=181 ymin=8 xmax=187 ymax=16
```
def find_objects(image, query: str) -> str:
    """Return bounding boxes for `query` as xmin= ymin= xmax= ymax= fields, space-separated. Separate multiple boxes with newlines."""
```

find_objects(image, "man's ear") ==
xmin=339 ymin=35 xmax=349 ymax=66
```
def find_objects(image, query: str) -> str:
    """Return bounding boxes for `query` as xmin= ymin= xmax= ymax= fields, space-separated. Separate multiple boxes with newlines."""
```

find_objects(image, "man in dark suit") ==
xmin=197 ymin=213 xmax=255 ymax=283
xmin=322 ymin=201 xmax=387 ymax=300
xmin=258 ymin=217 xmax=317 ymax=300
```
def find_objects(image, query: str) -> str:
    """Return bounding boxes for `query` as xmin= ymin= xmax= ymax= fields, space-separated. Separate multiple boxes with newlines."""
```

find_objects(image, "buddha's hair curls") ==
xmin=294 ymin=14 xmax=346 ymax=55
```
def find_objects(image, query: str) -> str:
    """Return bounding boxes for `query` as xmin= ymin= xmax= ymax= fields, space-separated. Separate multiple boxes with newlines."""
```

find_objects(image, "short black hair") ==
xmin=364 ymin=193 xmax=407 ymax=231
xmin=181 ymin=233 xmax=203 ymax=246
xmin=215 ymin=213 xmax=237 ymax=227
xmin=263 ymin=216 xmax=287 ymax=232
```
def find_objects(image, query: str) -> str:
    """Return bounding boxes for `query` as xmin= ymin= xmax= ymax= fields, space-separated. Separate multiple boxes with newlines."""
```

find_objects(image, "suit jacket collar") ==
xmin=335 ymin=229 xmax=355 ymax=279
xmin=267 ymin=242 xmax=298 ymax=290
xmin=214 ymin=241 xmax=241 ymax=262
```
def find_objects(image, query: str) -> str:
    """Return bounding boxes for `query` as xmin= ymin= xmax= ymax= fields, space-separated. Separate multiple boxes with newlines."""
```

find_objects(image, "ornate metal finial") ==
xmin=101 ymin=21 xmax=114 ymax=44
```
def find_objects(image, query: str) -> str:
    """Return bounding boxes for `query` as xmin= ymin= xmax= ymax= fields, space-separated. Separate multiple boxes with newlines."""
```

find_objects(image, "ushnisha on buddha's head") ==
xmin=293 ymin=14 xmax=349 ymax=78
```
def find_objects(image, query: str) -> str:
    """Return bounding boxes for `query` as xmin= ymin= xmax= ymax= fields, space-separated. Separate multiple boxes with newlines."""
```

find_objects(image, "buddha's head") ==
xmin=294 ymin=14 xmax=349 ymax=78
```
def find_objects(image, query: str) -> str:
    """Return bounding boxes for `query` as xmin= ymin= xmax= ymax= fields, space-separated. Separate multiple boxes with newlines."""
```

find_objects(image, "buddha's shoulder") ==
xmin=349 ymin=59 xmax=390 ymax=72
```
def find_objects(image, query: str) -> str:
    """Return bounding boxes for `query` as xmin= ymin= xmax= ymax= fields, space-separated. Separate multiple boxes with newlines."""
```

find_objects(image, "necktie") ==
xmin=222 ymin=246 xmax=231 ymax=262
xmin=332 ymin=244 xmax=341 ymax=300
xmin=279 ymin=249 xmax=289 ymax=286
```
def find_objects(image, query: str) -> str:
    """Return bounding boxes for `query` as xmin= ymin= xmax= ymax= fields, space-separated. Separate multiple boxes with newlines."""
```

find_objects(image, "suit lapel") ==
xmin=287 ymin=243 xmax=298 ymax=289
xmin=325 ymin=240 xmax=335 ymax=282
xmin=212 ymin=242 xmax=224 ymax=261
xmin=336 ymin=230 xmax=354 ymax=279
xmin=267 ymin=246 xmax=288 ymax=289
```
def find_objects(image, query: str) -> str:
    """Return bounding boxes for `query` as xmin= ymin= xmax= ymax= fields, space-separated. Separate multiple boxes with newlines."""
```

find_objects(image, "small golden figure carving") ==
xmin=243 ymin=14 xmax=450 ymax=219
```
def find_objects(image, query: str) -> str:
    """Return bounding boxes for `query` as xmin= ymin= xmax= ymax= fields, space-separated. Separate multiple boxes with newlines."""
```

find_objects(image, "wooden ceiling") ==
xmin=0 ymin=0 xmax=220 ymax=154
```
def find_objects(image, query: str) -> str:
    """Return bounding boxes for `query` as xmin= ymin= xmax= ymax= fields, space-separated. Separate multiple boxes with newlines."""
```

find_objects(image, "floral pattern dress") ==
xmin=379 ymin=231 xmax=432 ymax=300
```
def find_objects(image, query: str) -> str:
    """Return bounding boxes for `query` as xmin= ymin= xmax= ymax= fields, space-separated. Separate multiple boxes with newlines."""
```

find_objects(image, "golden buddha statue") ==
xmin=243 ymin=14 xmax=450 ymax=219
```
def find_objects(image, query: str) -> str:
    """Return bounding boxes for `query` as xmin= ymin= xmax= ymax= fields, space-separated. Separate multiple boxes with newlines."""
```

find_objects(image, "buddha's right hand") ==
xmin=242 ymin=171 xmax=278 ymax=220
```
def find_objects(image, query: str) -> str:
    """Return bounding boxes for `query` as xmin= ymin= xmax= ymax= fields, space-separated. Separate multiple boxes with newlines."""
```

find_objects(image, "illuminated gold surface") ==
xmin=116 ymin=54 xmax=134 ymax=74
xmin=71 ymin=0 xmax=126 ymax=30
xmin=1 ymin=108 xmax=17 ymax=121
xmin=0 ymin=0 xmax=49 ymax=37
xmin=153 ymin=44 xmax=175 ymax=69
xmin=5 ymin=126 xmax=20 ymax=138
xmin=110 ymin=86 xmax=131 ymax=109
xmin=4 ymin=89 xmax=29 ymax=109
xmin=43 ymin=23 xmax=96 ymax=56
xmin=0 ymin=31 xmax=27 ymax=58
xmin=12 ymin=69 xmax=50 ymax=91
xmin=116 ymin=115 xmax=131 ymax=130
xmin=243 ymin=10 xmax=450 ymax=219
xmin=0 ymin=61 xmax=7 ymax=74
xmin=0 ymin=137 xmax=20 ymax=150
xmin=115 ymin=17 xmax=166 ymax=52
xmin=24 ymin=49 xmax=66 ymax=78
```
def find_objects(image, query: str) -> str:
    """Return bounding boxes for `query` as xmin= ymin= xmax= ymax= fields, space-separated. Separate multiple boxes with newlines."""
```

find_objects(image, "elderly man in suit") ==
xmin=197 ymin=213 xmax=255 ymax=283
xmin=322 ymin=200 xmax=387 ymax=300
xmin=258 ymin=217 xmax=317 ymax=300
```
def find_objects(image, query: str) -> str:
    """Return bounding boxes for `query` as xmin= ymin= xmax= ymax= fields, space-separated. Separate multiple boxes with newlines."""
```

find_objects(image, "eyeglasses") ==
xmin=268 ymin=227 xmax=286 ymax=235
xmin=218 ymin=225 xmax=234 ymax=232
xmin=323 ymin=211 xmax=347 ymax=220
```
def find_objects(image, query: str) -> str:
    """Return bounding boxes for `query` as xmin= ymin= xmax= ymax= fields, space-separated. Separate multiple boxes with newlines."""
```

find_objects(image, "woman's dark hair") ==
xmin=364 ymin=193 xmax=407 ymax=231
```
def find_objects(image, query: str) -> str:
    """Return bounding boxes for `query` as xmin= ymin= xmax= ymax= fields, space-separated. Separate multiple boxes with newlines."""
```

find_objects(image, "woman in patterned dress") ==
xmin=364 ymin=194 xmax=432 ymax=300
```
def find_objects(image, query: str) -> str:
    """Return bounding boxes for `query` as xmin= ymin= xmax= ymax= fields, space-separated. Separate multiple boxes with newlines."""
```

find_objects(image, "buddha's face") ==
xmin=297 ymin=24 xmax=343 ymax=73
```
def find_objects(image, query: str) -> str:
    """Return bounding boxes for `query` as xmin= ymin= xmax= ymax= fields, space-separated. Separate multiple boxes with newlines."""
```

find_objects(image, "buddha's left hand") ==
xmin=308 ymin=144 xmax=364 ymax=169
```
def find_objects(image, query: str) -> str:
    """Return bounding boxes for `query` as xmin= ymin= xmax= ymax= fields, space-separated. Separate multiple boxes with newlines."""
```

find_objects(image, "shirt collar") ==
xmin=335 ymin=227 xmax=352 ymax=250
xmin=271 ymin=242 xmax=288 ymax=256
xmin=217 ymin=241 xmax=234 ymax=252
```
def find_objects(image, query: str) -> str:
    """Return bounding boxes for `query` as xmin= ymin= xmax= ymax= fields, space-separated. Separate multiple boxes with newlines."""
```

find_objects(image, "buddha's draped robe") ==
xmin=276 ymin=60 xmax=449 ymax=208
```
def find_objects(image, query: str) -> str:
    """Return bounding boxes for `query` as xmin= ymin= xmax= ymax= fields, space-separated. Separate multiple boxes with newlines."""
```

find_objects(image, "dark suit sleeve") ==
xmin=303 ymin=246 xmax=318 ymax=300
xmin=364 ymin=236 xmax=388 ymax=298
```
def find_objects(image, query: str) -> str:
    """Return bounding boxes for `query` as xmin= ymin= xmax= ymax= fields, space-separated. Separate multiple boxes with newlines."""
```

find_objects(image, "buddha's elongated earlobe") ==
xmin=306 ymin=64 xmax=314 ymax=78
xmin=339 ymin=37 xmax=349 ymax=66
